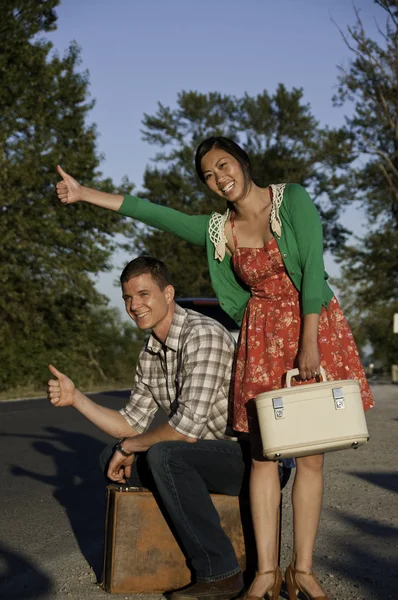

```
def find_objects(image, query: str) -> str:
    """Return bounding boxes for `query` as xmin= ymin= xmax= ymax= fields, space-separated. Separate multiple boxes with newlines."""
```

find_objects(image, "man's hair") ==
xmin=120 ymin=256 xmax=174 ymax=290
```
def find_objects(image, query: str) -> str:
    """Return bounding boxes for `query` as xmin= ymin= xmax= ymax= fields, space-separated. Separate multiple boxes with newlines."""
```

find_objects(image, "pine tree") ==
xmin=333 ymin=0 xmax=398 ymax=369
xmin=0 ymin=0 xmax=137 ymax=390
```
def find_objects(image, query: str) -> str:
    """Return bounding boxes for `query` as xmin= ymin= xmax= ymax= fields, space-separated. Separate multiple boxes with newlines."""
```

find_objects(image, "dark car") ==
xmin=176 ymin=297 xmax=240 ymax=342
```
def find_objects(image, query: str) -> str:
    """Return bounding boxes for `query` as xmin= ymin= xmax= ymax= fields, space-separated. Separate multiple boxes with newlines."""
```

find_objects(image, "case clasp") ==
xmin=272 ymin=397 xmax=284 ymax=419
xmin=332 ymin=387 xmax=345 ymax=409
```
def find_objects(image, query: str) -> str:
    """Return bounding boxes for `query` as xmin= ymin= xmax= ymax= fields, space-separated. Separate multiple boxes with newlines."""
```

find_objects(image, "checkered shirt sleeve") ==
xmin=168 ymin=325 xmax=233 ymax=439
xmin=119 ymin=352 xmax=159 ymax=433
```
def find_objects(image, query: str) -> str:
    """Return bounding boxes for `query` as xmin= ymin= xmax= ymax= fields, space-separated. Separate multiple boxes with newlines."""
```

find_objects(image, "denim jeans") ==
xmin=100 ymin=439 xmax=248 ymax=582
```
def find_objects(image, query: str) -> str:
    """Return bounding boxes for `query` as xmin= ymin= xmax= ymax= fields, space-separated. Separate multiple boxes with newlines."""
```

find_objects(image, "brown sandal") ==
xmin=243 ymin=567 xmax=283 ymax=599
xmin=285 ymin=564 xmax=329 ymax=600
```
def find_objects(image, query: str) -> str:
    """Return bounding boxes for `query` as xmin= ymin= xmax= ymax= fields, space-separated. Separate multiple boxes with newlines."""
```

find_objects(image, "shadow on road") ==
xmin=7 ymin=426 xmax=108 ymax=581
xmin=349 ymin=470 xmax=398 ymax=494
xmin=0 ymin=542 xmax=53 ymax=599
xmin=323 ymin=509 xmax=398 ymax=599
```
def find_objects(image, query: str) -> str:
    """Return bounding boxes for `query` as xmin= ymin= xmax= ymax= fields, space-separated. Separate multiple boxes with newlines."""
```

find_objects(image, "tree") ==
xmin=332 ymin=0 xmax=398 ymax=369
xmin=133 ymin=87 xmax=354 ymax=297
xmin=0 ymin=0 xmax=137 ymax=391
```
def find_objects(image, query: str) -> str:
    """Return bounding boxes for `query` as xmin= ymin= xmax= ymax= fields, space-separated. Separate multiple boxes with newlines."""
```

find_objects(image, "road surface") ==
xmin=0 ymin=384 xmax=396 ymax=599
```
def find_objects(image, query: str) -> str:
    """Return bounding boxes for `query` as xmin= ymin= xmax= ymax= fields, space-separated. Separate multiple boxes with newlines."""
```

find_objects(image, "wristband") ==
xmin=115 ymin=438 xmax=134 ymax=457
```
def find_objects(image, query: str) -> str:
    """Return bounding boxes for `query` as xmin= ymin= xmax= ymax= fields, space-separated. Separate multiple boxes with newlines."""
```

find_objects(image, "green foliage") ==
xmin=333 ymin=0 xmax=398 ymax=369
xmin=135 ymin=87 xmax=354 ymax=296
xmin=0 ymin=0 xmax=138 ymax=391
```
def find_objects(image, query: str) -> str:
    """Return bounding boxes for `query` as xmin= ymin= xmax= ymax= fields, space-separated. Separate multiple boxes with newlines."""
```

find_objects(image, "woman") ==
xmin=56 ymin=137 xmax=374 ymax=599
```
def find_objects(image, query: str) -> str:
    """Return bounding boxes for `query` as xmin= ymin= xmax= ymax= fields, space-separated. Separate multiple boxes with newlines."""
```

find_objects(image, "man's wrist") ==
xmin=115 ymin=438 xmax=134 ymax=457
xmin=72 ymin=388 xmax=84 ymax=409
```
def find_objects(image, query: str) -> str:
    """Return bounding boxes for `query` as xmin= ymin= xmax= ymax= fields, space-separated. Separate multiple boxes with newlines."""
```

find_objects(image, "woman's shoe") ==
xmin=243 ymin=567 xmax=282 ymax=599
xmin=285 ymin=564 xmax=329 ymax=600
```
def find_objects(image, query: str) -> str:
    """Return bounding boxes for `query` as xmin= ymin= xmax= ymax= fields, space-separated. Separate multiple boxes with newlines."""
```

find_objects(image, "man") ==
xmin=47 ymin=256 xmax=246 ymax=600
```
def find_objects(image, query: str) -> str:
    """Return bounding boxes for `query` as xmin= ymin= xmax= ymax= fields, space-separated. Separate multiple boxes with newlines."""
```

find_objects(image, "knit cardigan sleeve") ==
xmin=118 ymin=195 xmax=209 ymax=247
xmin=285 ymin=184 xmax=327 ymax=315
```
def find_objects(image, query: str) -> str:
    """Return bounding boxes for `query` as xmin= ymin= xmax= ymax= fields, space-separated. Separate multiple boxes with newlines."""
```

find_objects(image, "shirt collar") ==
xmin=146 ymin=303 xmax=187 ymax=354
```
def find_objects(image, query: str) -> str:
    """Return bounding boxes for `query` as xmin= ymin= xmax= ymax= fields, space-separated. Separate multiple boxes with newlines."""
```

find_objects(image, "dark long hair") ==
xmin=195 ymin=136 xmax=253 ymax=192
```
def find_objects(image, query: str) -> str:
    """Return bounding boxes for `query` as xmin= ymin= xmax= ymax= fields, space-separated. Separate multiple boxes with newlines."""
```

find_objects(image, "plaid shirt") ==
xmin=120 ymin=303 xmax=236 ymax=440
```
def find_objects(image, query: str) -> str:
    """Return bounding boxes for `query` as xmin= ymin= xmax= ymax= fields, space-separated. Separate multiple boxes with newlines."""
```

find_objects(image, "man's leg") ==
xmin=146 ymin=439 xmax=246 ymax=598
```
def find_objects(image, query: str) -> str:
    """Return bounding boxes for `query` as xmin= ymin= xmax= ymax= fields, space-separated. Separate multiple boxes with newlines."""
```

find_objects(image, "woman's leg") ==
xmin=246 ymin=431 xmax=281 ymax=597
xmin=291 ymin=453 xmax=327 ymax=597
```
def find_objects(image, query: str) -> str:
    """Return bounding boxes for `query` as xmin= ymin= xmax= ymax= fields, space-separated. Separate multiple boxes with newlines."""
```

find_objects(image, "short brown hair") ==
xmin=120 ymin=256 xmax=173 ymax=290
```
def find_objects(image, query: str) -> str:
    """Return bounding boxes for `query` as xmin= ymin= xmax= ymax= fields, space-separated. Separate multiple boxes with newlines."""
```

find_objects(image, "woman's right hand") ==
xmin=56 ymin=165 xmax=83 ymax=204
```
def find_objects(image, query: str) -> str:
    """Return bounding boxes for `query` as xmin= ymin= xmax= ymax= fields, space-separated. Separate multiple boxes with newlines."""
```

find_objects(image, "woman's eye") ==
xmin=219 ymin=163 xmax=227 ymax=169
xmin=205 ymin=173 xmax=212 ymax=181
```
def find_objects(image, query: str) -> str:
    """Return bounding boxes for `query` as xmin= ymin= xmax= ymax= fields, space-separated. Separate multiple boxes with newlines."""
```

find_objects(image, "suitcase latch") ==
xmin=332 ymin=387 xmax=345 ymax=409
xmin=272 ymin=397 xmax=284 ymax=419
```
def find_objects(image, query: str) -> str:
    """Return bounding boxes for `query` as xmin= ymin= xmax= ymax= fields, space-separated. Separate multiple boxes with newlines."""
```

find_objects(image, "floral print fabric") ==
xmin=231 ymin=229 xmax=374 ymax=433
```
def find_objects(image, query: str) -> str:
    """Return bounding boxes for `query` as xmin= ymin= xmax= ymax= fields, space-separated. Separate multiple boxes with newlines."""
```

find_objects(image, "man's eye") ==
xmin=219 ymin=163 xmax=226 ymax=169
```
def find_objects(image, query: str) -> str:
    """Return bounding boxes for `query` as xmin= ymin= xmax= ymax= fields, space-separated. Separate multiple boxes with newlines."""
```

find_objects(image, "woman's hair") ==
xmin=195 ymin=136 xmax=253 ymax=185
xmin=120 ymin=256 xmax=173 ymax=290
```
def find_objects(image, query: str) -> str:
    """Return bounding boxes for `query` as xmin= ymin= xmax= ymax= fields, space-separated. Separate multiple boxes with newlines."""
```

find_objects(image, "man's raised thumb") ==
xmin=49 ymin=364 xmax=63 ymax=379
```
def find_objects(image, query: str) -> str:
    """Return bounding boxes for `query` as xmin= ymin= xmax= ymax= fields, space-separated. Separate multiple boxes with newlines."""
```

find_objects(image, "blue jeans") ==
xmin=100 ymin=439 xmax=248 ymax=582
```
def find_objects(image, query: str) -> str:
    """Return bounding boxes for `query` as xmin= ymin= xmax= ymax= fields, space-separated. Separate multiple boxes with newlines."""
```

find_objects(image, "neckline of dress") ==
xmin=230 ymin=211 xmax=275 ymax=251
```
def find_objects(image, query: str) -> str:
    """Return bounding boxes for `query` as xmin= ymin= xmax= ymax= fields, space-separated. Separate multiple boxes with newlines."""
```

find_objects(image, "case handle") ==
xmin=286 ymin=366 xmax=327 ymax=388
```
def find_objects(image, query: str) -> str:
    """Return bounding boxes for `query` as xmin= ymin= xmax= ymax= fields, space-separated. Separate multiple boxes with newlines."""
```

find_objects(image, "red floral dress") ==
xmin=231 ymin=214 xmax=375 ymax=433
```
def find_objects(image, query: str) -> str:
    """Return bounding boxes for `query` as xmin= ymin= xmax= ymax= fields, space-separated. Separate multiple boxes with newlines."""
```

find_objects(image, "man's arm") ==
xmin=47 ymin=365 xmax=136 ymax=439
xmin=107 ymin=422 xmax=196 ymax=483
xmin=119 ymin=422 xmax=196 ymax=453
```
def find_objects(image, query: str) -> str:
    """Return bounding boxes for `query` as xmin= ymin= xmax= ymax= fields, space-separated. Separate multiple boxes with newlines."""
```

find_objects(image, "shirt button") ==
xmin=290 ymin=271 xmax=295 ymax=275
xmin=221 ymin=302 xmax=225 ymax=305
xmin=283 ymin=253 xmax=288 ymax=258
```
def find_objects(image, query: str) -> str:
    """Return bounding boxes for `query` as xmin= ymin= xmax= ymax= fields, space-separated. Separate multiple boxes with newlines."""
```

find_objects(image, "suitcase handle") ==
xmin=286 ymin=366 xmax=327 ymax=387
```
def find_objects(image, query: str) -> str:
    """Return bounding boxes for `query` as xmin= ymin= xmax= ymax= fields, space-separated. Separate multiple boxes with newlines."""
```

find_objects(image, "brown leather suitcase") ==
xmin=102 ymin=484 xmax=250 ymax=594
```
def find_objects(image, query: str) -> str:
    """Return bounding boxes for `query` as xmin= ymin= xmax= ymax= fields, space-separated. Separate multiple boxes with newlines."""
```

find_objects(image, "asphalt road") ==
xmin=0 ymin=383 xmax=397 ymax=600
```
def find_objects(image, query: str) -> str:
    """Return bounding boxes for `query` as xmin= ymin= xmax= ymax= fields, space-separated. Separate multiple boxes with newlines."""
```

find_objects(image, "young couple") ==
xmin=51 ymin=136 xmax=374 ymax=600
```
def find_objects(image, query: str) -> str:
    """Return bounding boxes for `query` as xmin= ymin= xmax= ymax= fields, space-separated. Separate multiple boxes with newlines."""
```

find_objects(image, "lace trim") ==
xmin=207 ymin=184 xmax=286 ymax=261
xmin=209 ymin=209 xmax=230 ymax=261
xmin=269 ymin=183 xmax=285 ymax=238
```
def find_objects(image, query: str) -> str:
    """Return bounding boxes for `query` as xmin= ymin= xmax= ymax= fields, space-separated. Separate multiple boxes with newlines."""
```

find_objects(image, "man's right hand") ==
xmin=56 ymin=165 xmax=83 ymax=204
xmin=47 ymin=364 xmax=76 ymax=407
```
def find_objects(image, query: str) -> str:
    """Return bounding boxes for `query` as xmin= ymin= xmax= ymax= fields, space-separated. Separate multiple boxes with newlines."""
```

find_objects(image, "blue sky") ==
xmin=47 ymin=0 xmax=380 ymax=314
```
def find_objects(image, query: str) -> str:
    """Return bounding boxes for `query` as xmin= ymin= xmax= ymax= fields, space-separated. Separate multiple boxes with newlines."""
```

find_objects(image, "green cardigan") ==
xmin=118 ymin=183 xmax=334 ymax=325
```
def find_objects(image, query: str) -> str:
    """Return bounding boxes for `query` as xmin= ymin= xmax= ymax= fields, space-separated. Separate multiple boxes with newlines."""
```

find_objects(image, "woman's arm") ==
xmin=56 ymin=166 xmax=208 ymax=247
xmin=285 ymin=184 xmax=325 ymax=379
xmin=297 ymin=313 xmax=321 ymax=380
xmin=56 ymin=166 xmax=124 ymax=210
xmin=285 ymin=184 xmax=327 ymax=316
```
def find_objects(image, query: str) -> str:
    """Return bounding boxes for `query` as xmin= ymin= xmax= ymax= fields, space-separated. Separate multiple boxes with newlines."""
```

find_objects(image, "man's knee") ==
xmin=146 ymin=441 xmax=186 ymax=474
